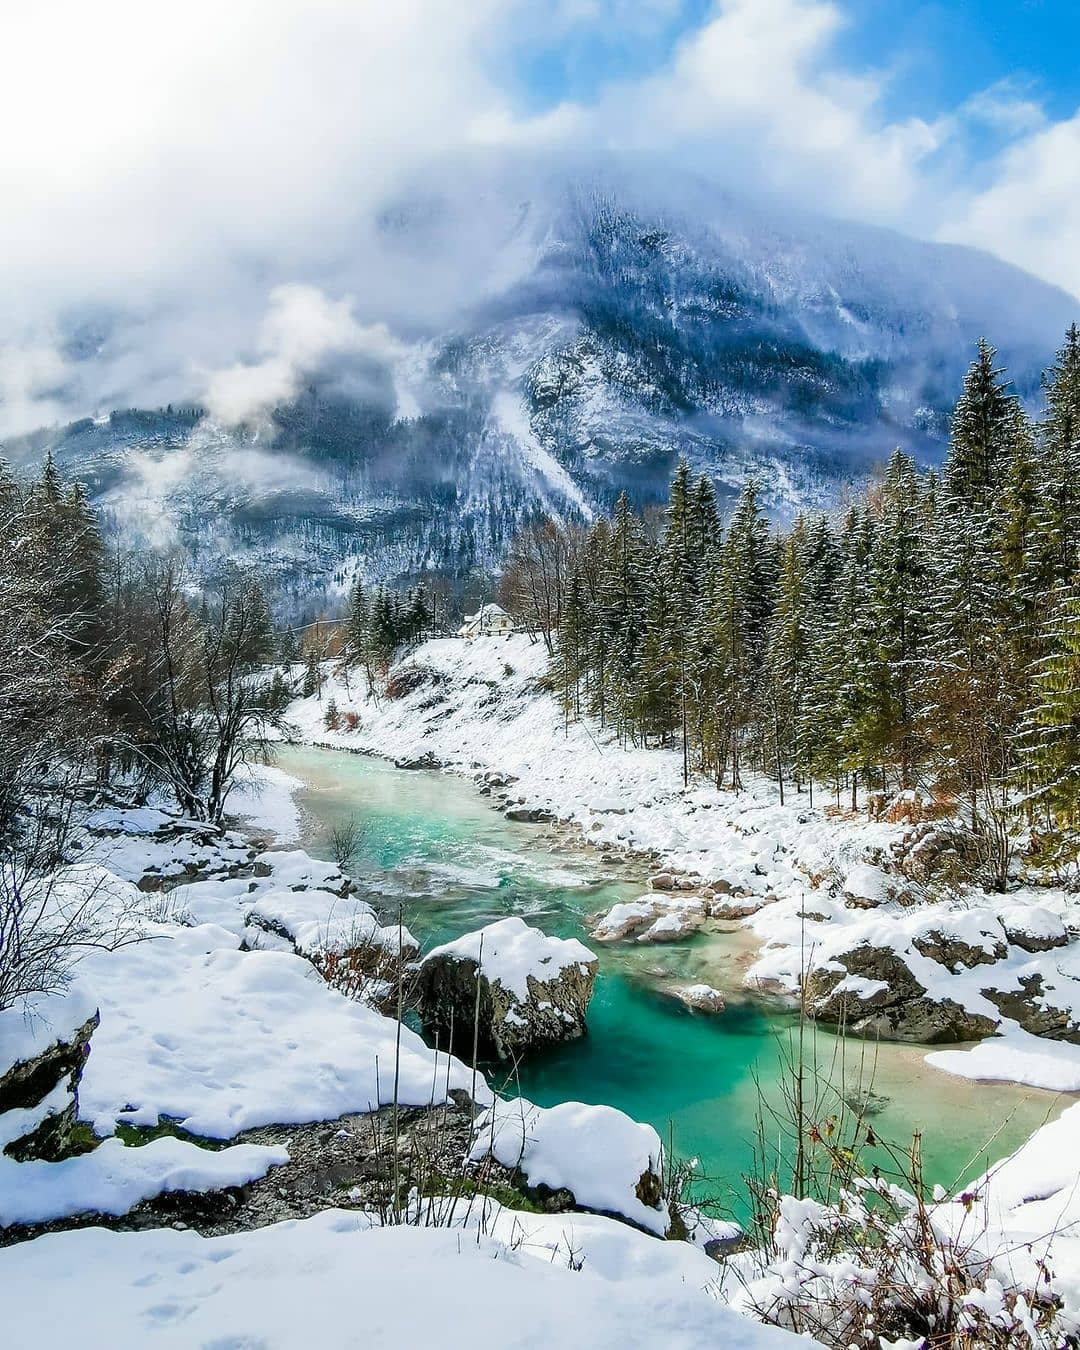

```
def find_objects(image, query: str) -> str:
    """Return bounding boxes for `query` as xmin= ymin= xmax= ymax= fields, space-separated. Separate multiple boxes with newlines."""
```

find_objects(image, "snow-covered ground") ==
xmin=0 ymin=1205 xmax=801 ymax=1350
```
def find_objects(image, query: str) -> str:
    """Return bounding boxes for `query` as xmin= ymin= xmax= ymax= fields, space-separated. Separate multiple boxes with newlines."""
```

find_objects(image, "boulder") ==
xmin=998 ymin=904 xmax=1069 ymax=953
xmin=593 ymin=895 xmax=707 ymax=943
xmin=983 ymin=975 xmax=1080 ymax=1043
xmin=673 ymin=984 xmax=726 ymax=1014
xmin=393 ymin=751 xmax=442 ymax=771
xmin=504 ymin=806 xmax=555 ymax=824
xmin=0 ymin=993 xmax=100 ymax=1162
xmin=804 ymin=943 xmax=999 ymax=1044
xmin=649 ymin=872 xmax=700 ymax=892
xmin=417 ymin=918 xmax=597 ymax=1060
xmin=469 ymin=1097 xmax=671 ymax=1236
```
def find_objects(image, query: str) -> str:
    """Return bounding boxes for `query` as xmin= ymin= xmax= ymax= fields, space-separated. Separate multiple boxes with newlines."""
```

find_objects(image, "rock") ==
xmin=983 ymin=975 xmax=1080 ymax=1043
xmin=892 ymin=823 xmax=979 ymax=886
xmin=0 ymin=998 xmax=100 ymax=1162
xmin=504 ymin=806 xmax=555 ymax=824
xmin=710 ymin=894 xmax=774 ymax=920
xmin=912 ymin=926 xmax=1008 ymax=971
xmin=841 ymin=863 xmax=908 ymax=909
xmin=998 ymin=904 xmax=1069 ymax=953
xmin=636 ymin=908 xmax=706 ymax=942
xmin=648 ymin=872 xmax=699 ymax=892
xmin=804 ymin=944 xmax=999 ymax=1044
xmin=393 ymin=751 xmax=442 ymax=771
xmin=593 ymin=895 xmax=707 ymax=942
xmin=852 ymin=997 xmax=998 ymax=1044
xmin=417 ymin=917 xmax=597 ymax=1060
xmin=469 ymin=1097 xmax=671 ymax=1236
xmin=673 ymin=984 xmax=726 ymax=1014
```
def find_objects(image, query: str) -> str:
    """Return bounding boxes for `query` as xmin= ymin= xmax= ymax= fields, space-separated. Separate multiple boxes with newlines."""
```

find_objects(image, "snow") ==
xmin=226 ymin=760 xmax=305 ymax=843
xmin=282 ymin=636 xmax=1080 ymax=1092
xmin=422 ymin=916 xmax=595 ymax=1000
xmin=0 ymin=1206 xmax=806 ymax=1350
xmin=1 ymin=1131 xmax=286 ymax=1227
xmin=76 ymin=932 xmax=487 ymax=1139
xmin=471 ymin=1097 xmax=669 ymax=1235
xmin=0 ymin=985 xmax=99 ymax=1080
xmin=492 ymin=388 xmax=594 ymax=520
xmin=931 ymin=1098 xmax=1080 ymax=1329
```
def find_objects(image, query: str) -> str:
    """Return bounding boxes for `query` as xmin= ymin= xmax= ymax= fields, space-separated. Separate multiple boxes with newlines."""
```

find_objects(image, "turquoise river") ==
xmin=277 ymin=744 xmax=1066 ymax=1218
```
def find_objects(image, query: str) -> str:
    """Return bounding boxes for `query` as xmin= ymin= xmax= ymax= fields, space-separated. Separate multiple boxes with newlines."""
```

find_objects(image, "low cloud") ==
xmin=1 ymin=0 xmax=1078 ymax=441
xmin=202 ymin=285 xmax=404 ymax=427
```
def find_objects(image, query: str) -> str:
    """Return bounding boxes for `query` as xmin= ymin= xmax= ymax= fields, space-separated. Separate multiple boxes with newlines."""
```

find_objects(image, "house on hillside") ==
xmin=458 ymin=603 xmax=514 ymax=639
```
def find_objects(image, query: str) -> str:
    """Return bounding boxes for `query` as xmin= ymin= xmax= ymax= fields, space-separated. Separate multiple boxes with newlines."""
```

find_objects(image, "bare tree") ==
xmin=498 ymin=517 xmax=586 ymax=653
xmin=116 ymin=560 xmax=286 ymax=824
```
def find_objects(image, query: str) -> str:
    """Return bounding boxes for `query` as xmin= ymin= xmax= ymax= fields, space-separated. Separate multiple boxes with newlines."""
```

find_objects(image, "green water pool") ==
xmin=275 ymin=744 xmax=1066 ymax=1215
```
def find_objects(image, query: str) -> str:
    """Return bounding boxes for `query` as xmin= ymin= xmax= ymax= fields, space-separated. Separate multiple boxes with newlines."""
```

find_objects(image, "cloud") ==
xmin=0 ymin=0 xmax=1077 ymax=439
xmin=203 ymin=285 xmax=404 ymax=426
xmin=941 ymin=110 xmax=1080 ymax=301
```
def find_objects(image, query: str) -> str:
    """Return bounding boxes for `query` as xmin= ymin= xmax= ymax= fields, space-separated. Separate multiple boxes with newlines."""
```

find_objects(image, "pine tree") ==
xmin=1036 ymin=324 xmax=1080 ymax=586
xmin=1029 ymin=583 xmax=1080 ymax=834
xmin=866 ymin=450 xmax=930 ymax=788
xmin=944 ymin=340 xmax=1017 ymax=508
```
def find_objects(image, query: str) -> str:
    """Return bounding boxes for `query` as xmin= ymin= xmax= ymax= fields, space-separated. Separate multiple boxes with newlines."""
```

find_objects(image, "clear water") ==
xmin=277 ymin=744 xmax=1067 ymax=1217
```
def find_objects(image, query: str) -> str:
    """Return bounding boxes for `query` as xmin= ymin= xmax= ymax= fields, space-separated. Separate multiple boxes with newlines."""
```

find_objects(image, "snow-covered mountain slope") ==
xmin=9 ymin=154 xmax=1076 ymax=609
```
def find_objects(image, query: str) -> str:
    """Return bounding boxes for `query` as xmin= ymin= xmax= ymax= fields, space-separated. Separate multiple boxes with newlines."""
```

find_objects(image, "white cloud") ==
xmin=0 ymin=0 xmax=1076 ymax=438
xmin=941 ymin=111 xmax=1080 ymax=300
xmin=203 ymin=285 xmax=404 ymax=426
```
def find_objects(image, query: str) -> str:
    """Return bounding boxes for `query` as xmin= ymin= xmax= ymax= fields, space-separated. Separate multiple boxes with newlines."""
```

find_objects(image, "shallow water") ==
xmin=277 ymin=744 xmax=1067 ymax=1215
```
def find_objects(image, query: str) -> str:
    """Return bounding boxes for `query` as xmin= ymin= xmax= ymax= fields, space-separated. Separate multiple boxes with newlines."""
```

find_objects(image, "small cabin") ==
xmin=458 ymin=603 xmax=514 ymax=639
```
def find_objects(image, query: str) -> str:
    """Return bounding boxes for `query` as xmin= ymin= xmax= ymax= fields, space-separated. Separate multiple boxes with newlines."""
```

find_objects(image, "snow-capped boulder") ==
xmin=998 ymin=903 xmax=1069 ymax=953
xmin=804 ymin=944 xmax=999 ymax=1044
xmin=841 ymin=863 xmax=902 ymax=909
xmin=0 ymin=989 xmax=99 ymax=1162
xmin=673 ymin=984 xmax=726 ymax=1014
xmin=418 ymin=918 xmax=597 ymax=1060
xmin=593 ymin=894 xmax=708 ymax=943
xmin=469 ymin=1096 xmax=670 ymax=1235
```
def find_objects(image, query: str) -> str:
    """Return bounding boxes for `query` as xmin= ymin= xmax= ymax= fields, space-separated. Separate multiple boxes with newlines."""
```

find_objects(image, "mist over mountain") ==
xmin=6 ymin=154 xmax=1076 ymax=615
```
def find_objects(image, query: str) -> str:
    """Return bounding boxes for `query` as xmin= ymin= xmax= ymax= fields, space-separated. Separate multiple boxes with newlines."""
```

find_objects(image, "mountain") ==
xmin=7 ymin=154 xmax=1076 ymax=615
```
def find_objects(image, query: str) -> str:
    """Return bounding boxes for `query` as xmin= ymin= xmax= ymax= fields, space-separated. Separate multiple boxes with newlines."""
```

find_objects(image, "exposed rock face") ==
xmin=418 ymin=918 xmax=597 ymax=1060
xmin=0 ymin=1003 xmax=100 ymax=1162
xmin=912 ymin=928 xmax=1008 ymax=972
xmin=983 ymin=975 xmax=1080 ymax=1043
xmin=890 ymin=823 xmax=979 ymax=886
xmin=804 ymin=944 xmax=999 ymax=1044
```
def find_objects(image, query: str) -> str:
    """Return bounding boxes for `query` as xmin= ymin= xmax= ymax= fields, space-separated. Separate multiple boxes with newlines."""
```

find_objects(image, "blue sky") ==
xmin=515 ymin=0 xmax=1080 ymax=129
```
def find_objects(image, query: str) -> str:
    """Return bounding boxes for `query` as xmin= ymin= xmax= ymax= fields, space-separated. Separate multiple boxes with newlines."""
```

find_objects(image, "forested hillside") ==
xmin=481 ymin=329 xmax=1080 ymax=882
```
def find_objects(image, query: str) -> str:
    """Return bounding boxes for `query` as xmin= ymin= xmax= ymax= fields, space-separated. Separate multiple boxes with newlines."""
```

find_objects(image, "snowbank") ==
xmin=77 ymin=926 xmax=487 ymax=1139
xmin=0 ymin=1206 xmax=808 ymax=1350
xmin=471 ymin=1097 xmax=669 ymax=1235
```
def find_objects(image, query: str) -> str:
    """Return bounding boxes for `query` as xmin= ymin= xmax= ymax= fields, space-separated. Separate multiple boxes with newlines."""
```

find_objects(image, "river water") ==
xmin=277 ymin=743 xmax=1065 ymax=1216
